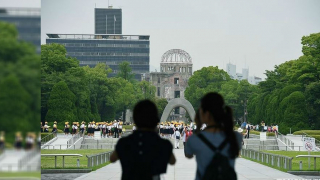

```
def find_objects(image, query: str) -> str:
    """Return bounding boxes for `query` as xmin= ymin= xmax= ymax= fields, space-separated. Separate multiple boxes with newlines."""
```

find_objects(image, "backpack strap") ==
xmin=197 ymin=133 xmax=228 ymax=152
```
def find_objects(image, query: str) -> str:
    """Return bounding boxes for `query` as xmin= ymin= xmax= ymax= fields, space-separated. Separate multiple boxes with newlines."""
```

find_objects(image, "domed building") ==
xmin=144 ymin=49 xmax=193 ymax=121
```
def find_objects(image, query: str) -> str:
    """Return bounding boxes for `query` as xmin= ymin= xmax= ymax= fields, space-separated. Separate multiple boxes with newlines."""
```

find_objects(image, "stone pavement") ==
xmin=41 ymin=173 xmax=86 ymax=180
xmin=74 ymin=148 xmax=302 ymax=180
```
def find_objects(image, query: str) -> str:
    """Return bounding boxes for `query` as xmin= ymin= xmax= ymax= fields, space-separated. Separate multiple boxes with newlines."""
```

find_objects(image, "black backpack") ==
xmin=197 ymin=134 xmax=237 ymax=180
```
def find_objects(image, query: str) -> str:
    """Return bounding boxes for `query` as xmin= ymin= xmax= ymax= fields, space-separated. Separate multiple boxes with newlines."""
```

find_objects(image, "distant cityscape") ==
xmin=226 ymin=63 xmax=262 ymax=85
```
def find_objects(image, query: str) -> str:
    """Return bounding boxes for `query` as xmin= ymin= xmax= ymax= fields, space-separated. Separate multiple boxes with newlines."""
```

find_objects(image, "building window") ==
xmin=157 ymin=87 xmax=160 ymax=97
xmin=174 ymin=91 xmax=180 ymax=98
xmin=174 ymin=107 xmax=180 ymax=114
xmin=174 ymin=78 xmax=179 ymax=84
xmin=158 ymin=77 xmax=160 ymax=83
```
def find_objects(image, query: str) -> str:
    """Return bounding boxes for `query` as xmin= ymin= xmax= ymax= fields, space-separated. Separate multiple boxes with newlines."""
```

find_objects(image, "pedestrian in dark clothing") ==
xmin=110 ymin=100 xmax=176 ymax=180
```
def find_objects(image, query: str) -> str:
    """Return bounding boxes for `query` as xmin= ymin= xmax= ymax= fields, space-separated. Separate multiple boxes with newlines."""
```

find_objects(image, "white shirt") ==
xmin=108 ymin=125 xmax=111 ymax=130
xmin=119 ymin=125 xmax=122 ymax=129
xmin=182 ymin=131 xmax=186 ymax=142
xmin=80 ymin=124 xmax=85 ymax=128
xmin=102 ymin=125 xmax=106 ymax=128
xmin=175 ymin=131 xmax=181 ymax=137
xmin=75 ymin=126 xmax=78 ymax=130
xmin=72 ymin=125 xmax=75 ymax=129
xmin=201 ymin=124 xmax=207 ymax=130
xmin=133 ymin=126 xmax=136 ymax=130
xmin=160 ymin=125 xmax=163 ymax=128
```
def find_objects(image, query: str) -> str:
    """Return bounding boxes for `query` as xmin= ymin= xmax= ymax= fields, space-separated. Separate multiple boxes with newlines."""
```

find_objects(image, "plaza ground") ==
xmin=73 ymin=149 xmax=301 ymax=180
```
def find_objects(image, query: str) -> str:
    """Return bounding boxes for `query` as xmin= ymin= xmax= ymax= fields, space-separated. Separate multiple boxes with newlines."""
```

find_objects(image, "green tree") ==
xmin=138 ymin=80 xmax=156 ymax=100
xmin=117 ymin=61 xmax=135 ymax=82
xmin=185 ymin=66 xmax=231 ymax=110
xmin=0 ymin=75 xmax=32 ymax=141
xmin=154 ymin=98 xmax=168 ymax=119
xmin=46 ymin=81 xmax=76 ymax=122
xmin=0 ymin=21 xmax=40 ymax=144
xmin=41 ymin=43 xmax=79 ymax=74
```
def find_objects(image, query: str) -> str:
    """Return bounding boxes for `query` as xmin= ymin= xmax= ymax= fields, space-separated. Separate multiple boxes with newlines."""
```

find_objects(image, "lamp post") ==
xmin=242 ymin=99 xmax=248 ymax=123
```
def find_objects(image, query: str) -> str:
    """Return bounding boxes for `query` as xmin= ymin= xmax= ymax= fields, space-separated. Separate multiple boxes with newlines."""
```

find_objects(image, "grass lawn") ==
xmin=41 ymin=149 xmax=111 ymax=169
xmin=123 ymin=125 xmax=133 ymax=130
xmin=249 ymin=130 xmax=275 ymax=136
xmin=0 ymin=172 xmax=41 ymax=178
xmin=263 ymin=151 xmax=320 ymax=171
xmin=293 ymin=130 xmax=320 ymax=136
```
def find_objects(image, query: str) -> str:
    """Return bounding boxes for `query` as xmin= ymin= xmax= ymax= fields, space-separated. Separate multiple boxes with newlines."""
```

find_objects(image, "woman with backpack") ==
xmin=185 ymin=92 xmax=243 ymax=180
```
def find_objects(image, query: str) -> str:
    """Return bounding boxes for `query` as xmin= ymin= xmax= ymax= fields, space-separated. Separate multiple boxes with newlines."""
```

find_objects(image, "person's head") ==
xmin=133 ymin=100 xmax=159 ymax=129
xmin=199 ymin=92 xmax=239 ymax=158
xmin=200 ymin=92 xmax=228 ymax=127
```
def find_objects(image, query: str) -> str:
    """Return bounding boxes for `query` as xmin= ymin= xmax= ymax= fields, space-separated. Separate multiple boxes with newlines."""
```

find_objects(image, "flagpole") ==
xmin=106 ymin=15 xmax=107 ymax=34
xmin=114 ymin=16 xmax=115 ymax=34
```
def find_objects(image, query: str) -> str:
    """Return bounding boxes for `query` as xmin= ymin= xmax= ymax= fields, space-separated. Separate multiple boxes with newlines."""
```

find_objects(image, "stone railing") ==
xmin=241 ymin=148 xmax=292 ymax=171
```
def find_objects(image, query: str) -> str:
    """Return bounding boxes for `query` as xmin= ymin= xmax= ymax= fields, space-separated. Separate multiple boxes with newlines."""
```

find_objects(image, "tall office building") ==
xmin=95 ymin=7 xmax=122 ymax=34
xmin=46 ymin=34 xmax=150 ymax=80
xmin=226 ymin=63 xmax=236 ymax=79
xmin=226 ymin=63 xmax=262 ymax=85
xmin=0 ymin=8 xmax=41 ymax=53
xmin=242 ymin=68 xmax=249 ymax=80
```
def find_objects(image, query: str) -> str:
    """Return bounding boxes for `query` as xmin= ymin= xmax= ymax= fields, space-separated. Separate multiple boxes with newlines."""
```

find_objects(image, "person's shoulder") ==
xmin=159 ymin=138 xmax=173 ymax=149
xmin=187 ymin=133 xmax=198 ymax=141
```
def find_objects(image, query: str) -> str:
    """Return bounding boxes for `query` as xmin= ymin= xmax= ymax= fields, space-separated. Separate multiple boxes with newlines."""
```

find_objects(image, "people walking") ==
xmin=174 ymin=129 xmax=181 ymax=149
xmin=185 ymin=92 xmax=242 ymax=180
xmin=245 ymin=122 xmax=250 ymax=139
xmin=110 ymin=100 xmax=176 ymax=180
xmin=64 ymin=122 xmax=70 ymax=136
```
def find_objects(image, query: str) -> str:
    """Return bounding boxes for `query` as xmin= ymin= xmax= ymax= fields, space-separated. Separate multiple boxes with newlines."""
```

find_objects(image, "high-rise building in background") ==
xmin=46 ymin=34 xmax=150 ymax=80
xmin=0 ymin=8 xmax=41 ymax=53
xmin=242 ymin=68 xmax=249 ymax=80
xmin=226 ymin=63 xmax=262 ymax=85
xmin=95 ymin=6 xmax=122 ymax=34
xmin=226 ymin=63 xmax=236 ymax=79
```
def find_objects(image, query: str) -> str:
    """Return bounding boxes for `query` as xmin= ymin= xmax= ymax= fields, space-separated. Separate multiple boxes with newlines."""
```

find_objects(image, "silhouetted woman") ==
xmin=185 ymin=92 xmax=242 ymax=180
xmin=110 ymin=100 xmax=176 ymax=180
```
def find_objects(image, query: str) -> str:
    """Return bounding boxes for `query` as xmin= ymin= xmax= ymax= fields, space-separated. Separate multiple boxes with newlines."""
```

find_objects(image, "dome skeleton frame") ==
xmin=161 ymin=49 xmax=192 ymax=64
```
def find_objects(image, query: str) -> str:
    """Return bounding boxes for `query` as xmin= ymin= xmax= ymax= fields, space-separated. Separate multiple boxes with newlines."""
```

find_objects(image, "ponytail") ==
xmin=223 ymin=106 xmax=239 ymax=158
xmin=200 ymin=92 xmax=240 ymax=158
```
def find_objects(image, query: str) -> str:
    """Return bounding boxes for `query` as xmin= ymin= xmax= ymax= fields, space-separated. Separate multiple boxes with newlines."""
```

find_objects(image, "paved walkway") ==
xmin=43 ymin=134 xmax=73 ymax=150
xmin=74 ymin=149 xmax=301 ymax=180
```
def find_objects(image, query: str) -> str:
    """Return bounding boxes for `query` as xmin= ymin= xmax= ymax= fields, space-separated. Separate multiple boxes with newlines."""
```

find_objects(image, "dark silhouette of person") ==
xmin=185 ymin=92 xmax=242 ymax=180
xmin=110 ymin=100 xmax=176 ymax=180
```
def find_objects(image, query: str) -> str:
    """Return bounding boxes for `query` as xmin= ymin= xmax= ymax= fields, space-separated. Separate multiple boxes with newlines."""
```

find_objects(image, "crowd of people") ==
xmin=110 ymin=92 xmax=242 ymax=180
xmin=0 ymin=131 xmax=41 ymax=152
xmin=239 ymin=121 xmax=279 ymax=139
xmin=156 ymin=121 xmax=207 ymax=149
xmin=41 ymin=119 xmax=125 ymax=139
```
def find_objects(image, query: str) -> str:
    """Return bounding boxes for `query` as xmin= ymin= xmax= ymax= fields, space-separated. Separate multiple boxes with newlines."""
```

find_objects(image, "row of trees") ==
xmin=246 ymin=32 xmax=320 ymax=134
xmin=0 ymin=22 xmax=40 ymax=143
xmin=41 ymin=43 xmax=168 ymax=124
xmin=184 ymin=66 xmax=257 ymax=125
xmin=185 ymin=32 xmax=320 ymax=134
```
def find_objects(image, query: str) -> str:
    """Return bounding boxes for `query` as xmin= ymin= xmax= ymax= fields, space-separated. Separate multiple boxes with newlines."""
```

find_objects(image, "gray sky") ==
xmin=7 ymin=0 xmax=320 ymax=79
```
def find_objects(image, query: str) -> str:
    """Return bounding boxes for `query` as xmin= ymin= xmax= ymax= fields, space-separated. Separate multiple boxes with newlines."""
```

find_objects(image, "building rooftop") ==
xmin=46 ymin=34 xmax=149 ymax=40
xmin=161 ymin=49 xmax=192 ymax=64
xmin=0 ymin=8 xmax=40 ymax=16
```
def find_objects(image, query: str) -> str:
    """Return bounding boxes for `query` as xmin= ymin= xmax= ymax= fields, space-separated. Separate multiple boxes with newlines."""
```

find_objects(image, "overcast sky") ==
xmin=2 ymin=0 xmax=320 ymax=79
